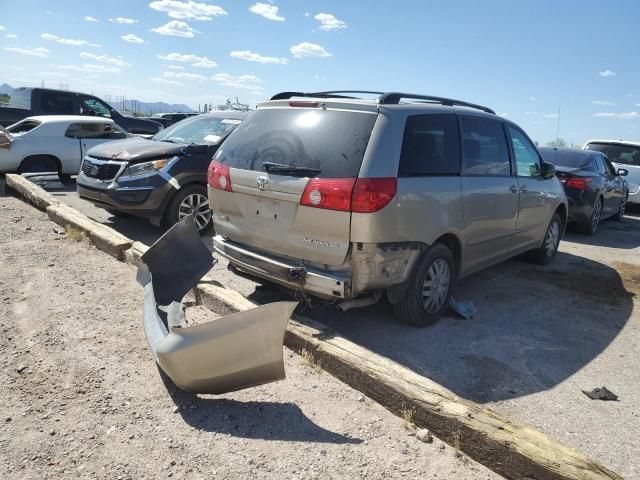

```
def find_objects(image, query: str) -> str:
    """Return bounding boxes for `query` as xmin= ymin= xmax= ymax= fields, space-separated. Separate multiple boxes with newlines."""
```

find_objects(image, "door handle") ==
xmin=509 ymin=185 xmax=519 ymax=193
xmin=519 ymin=185 xmax=528 ymax=193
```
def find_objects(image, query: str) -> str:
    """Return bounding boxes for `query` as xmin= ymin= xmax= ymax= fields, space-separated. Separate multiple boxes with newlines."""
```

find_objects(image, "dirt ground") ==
xmin=0 ymin=194 xmax=500 ymax=479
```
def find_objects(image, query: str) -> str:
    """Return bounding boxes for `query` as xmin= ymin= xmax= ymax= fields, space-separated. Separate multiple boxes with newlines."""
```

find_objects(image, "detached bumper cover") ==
xmin=138 ymin=215 xmax=297 ymax=394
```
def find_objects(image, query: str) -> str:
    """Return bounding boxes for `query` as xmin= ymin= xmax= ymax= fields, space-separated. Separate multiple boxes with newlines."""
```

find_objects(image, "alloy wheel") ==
xmin=421 ymin=258 xmax=450 ymax=314
xmin=591 ymin=200 xmax=602 ymax=233
xmin=544 ymin=220 xmax=560 ymax=257
xmin=178 ymin=193 xmax=212 ymax=232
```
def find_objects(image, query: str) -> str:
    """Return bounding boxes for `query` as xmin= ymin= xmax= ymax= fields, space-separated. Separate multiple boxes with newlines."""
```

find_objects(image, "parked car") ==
xmin=145 ymin=112 xmax=198 ymax=128
xmin=0 ymin=115 xmax=130 ymax=178
xmin=583 ymin=139 xmax=640 ymax=205
xmin=0 ymin=87 xmax=162 ymax=135
xmin=77 ymin=111 xmax=246 ymax=232
xmin=208 ymin=91 xmax=568 ymax=326
xmin=539 ymin=147 xmax=628 ymax=234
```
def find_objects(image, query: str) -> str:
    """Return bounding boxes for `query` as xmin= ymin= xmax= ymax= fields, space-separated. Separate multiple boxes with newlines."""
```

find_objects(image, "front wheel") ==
xmin=163 ymin=185 xmax=213 ymax=234
xmin=393 ymin=243 xmax=455 ymax=327
xmin=528 ymin=212 xmax=562 ymax=265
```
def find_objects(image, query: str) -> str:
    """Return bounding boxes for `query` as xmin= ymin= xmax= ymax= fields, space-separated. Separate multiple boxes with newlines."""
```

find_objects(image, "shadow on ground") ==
xmin=564 ymin=213 xmax=640 ymax=249
xmin=160 ymin=369 xmax=361 ymax=444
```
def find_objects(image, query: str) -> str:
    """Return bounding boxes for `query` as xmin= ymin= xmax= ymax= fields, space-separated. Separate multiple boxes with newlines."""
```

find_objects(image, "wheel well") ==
xmin=435 ymin=233 xmax=462 ymax=278
xmin=19 ymin=155 xmax=62 ymax=173
xmin=160 ymin=181 xmax=207 ymax=217
xmin=555 ymin=203 xmax=568 ymax=230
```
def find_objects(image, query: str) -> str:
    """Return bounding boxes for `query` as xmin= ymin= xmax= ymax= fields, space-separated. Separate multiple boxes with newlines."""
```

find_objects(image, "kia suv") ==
xmin=208 ymin=91 xmax=567 ymax=326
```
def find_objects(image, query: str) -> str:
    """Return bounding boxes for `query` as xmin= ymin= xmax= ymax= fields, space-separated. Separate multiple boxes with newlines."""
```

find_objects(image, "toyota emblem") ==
xmin=256 ymin=176 xmax=270 ymax=191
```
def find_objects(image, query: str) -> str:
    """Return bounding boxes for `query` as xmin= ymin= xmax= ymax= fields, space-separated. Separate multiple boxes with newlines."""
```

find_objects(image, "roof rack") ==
xmin=269 ymin=91 xmax=496 ymax=115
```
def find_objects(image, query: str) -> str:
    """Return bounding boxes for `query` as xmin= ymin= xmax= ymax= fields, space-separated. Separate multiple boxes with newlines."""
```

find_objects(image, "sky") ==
xmin=1 ymin=0 xmax=639 ymax=145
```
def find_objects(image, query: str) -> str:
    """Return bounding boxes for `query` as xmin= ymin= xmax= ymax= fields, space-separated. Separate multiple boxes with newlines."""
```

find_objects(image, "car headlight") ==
xmin=121 ymin=159 xmax=169 ymax=177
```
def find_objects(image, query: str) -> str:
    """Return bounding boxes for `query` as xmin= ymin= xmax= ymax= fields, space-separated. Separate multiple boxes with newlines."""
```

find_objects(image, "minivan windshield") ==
xmin=215 ymin=108 xmax=378 ymax=178
xmin=586 ymin=142 xmax=640 ymax=166
xmin=152 ymin=115 xmax=242 ymax=145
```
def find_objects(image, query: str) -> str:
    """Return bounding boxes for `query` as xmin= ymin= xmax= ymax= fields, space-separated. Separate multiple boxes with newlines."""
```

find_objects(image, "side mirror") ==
xmin=541 ymin=161 xmax=556 ymax=179
xmin=617 ymin=168 xmax=629 ymax=177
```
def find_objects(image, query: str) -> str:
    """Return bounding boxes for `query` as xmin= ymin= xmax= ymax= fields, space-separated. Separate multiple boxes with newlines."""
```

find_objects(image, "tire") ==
xmin=18 ymin=156 xmax=58 ymax=175
xmin=528 ymin=212 xmax=562 ymax=265
xmin=612 ymin=194 xmax=627 ymax=221
xmin=579 ymin=197 xmax=603 ymax=235
xmin=162 ymin=184 xmax=213 ymax=234
xmin=393 ymin=243 xmax=455 ymax=327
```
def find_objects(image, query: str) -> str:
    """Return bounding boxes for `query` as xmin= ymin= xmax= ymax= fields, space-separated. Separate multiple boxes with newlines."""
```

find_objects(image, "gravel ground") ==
xmin=0 ymin=194 xmax=500 ymax=480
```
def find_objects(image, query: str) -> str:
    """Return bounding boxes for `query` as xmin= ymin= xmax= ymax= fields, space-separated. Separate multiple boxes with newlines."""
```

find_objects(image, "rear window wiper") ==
xmin=262 ymin=162 xmax=321 ymax=177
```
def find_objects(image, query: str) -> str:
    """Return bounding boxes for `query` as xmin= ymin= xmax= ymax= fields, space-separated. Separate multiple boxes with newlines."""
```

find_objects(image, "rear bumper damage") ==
xmin=137 ymin=216 xmax=297 ymax=394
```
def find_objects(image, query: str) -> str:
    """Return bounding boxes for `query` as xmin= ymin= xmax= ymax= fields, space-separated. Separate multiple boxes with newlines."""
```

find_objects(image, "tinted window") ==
xmin=398 ymin=114 xmax=460 ymax=176
xmin=604 ymin=158 xmax=617 ymax=176
xmin=153 ymin=115 xmax=242 ymax=145
xmin=215 ymin=109 xmax=377 ymax=178
xmin=66 ymin=122 xmax=126 ymax=139
xmin=6 ymin=120 xmax=41 ymax=135
xmin=460 ymin=116 xmax=510 ymax=176
xmin=586 ymin=143 xmax=640 ymax=166
xmin=40 ymin=91 xmax=74 ymax=115
xmin=80 ymin=97 xmax=111 ymax=118
xmin=594 ymin=156 xmax=606 ymax=175
xmin=508 ymin=127 xmax=541 ymax=177
xmin=539 ymin=148 xmax=593 ymax=169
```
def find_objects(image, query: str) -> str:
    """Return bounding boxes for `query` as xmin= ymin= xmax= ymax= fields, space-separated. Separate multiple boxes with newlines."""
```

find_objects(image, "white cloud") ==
xmin=149 ymin=0 xmax=227 ymax=20
xmin=85 ymin=16 xmax=99 ymax=22
xmin=56 ymin=63 xmax=121 ymax=74
xmin=304 ymin=12 xmax=310 ymax=17
xmin=0 ymin=25 xmax=5 ymax=31
xmin=230 ymin=50 xmax=288 ymax=65
xmin=149 ymin=76 xmax=184 ymax=86
xmin=599 ymin=70 xmax=616 ymax=77
xmin=151 ymin=20 xmax=198 ymax=37
xmin=499 ymin=112 xmax=508 ymax=117
xmin=122 ymin=33 xmax=145 ymax=44
xmin=165 ymin=65 xmax=185 ymax=69
xmin=109 ymin=17 xmax=138 ymax=24
xmin=41 ymin=33 xmax=101 ymax=47
xmin=592 ymin=100 xmax=616 ymax=106
xmin=290 ymin=42 xmax=332 ymax=58
xmin=212 ymin=73 xmax=262 ymax=90
xmin=80 ymin=52 xmax=130 ymax=67
xmin=157 ymin=52 xmax=217 ymax=68
xmin=6 ymin=34 xmax=18 ymax=39
xmin=314 ymin=13 xmax=347 ymax=31
xmin=249 ymin=2 xmax=284 ymax=21
xmin=163 ymin=71 xmax=206 ymax=81
xmin=529 ymin=96 xmax=536 ymax=101
xmin=593 ymin=111 xmax=638 ymax=119
xmin=4 ymin=46 xmax=50 ymax=57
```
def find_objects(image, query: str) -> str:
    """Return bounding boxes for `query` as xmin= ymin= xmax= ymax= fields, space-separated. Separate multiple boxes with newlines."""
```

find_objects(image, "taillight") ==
xmin=351 ymin=178 xmax=397 ymax=213
xmin=300 ymin=178 xmax=356 ymax=211
xmin=207 ymin=161 xmax=232 ymax=192
xmin=300 ymin=177 xmax=396 ymax=213
xmin=565 ymin=177 xmax=592 ymax=190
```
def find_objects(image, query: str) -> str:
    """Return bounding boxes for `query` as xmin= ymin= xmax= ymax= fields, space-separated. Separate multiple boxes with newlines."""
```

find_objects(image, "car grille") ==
xmin=81 ymin=158 xmax=124 ymax=181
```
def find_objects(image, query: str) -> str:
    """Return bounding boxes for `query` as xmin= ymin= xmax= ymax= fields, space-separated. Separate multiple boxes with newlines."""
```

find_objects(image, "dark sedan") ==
xmin=539 ymin=147 xmax=628 ymax=235
xmin=76 ymin=111 xmax=246 ymax=233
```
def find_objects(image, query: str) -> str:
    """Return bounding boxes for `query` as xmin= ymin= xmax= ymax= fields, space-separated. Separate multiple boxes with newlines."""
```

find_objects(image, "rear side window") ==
xmin=460 ymin=116 xmax=510 ymax=176
xmin=6 ymin=120 xmax=41 ymax=134
xmin=594 ymin=156 xmax=606 ymax=175
xmin=40 ymin=91 xmax=74 ymax=115
xmin=215 ymin=108 xmax=377 ymax=178
xmin=398 ymin=114 xmax=460 ymax=176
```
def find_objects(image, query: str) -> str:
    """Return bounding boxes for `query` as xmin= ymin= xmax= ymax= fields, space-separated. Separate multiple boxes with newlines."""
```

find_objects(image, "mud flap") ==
xmin=137 ymin=215 xmax=297 ymax=394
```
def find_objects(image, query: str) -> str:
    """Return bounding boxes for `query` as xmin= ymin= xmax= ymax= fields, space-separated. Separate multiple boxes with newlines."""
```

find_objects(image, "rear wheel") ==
xmin=393 ymin=243 xmax=454 ymax=327
xmin=528 ymin=212 xmax=562 ymax=265
xmin=579 ymin=197 xmax=603 ymax=235
xmin=18 ymin=156 xmax=58 ymax=175
xmin=613 ymin=194 xmax=627 ymax=221
xmin=162 ymin=185 xmax=213 ymax=234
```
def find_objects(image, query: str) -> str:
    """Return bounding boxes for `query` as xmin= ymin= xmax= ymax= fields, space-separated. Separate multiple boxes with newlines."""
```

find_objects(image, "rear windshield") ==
xmin=540 ymin=149 xmax=594 ymax=169
xmin=585 ymin=142 xmax=640 ymax=166
xmin=215 ymin=108 xmax=378 ymax=178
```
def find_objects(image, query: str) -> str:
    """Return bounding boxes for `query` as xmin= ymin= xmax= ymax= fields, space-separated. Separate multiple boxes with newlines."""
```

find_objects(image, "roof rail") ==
xmin=270 ymin=91 xmax=385 ymax=101
xmin=379 ymin=92 xmax=495 ymax=114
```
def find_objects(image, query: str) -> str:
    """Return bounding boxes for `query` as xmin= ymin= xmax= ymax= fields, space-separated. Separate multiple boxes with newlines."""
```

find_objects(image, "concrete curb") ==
xmin=7 ymin=174 xmax=622 ymax=480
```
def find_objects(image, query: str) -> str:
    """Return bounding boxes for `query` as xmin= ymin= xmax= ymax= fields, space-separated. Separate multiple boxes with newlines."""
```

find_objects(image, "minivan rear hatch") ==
xmin=209 ymin=106 xmax=378 ymax=266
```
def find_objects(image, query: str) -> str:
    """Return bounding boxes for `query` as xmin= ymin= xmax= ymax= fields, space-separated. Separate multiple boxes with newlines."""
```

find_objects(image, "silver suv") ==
xmin=208 ymin=91 xmax=568 ymax=326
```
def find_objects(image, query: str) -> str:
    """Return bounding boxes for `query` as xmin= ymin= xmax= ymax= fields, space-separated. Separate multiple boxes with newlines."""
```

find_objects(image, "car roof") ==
xmin=585 ymin=139 xmax=640 ymax=147
xmin=25 ymin=115 xmax=114 ymax=124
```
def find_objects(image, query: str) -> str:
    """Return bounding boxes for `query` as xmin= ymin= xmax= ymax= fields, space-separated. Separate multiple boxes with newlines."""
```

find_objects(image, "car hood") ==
xmin=87 ymin=137 xmax=184 ymax=163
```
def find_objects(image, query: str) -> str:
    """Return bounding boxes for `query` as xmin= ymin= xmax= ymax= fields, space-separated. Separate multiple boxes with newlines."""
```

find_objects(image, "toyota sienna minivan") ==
xmin=208 ymin=91 xmax=568 ymax=326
